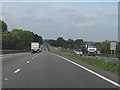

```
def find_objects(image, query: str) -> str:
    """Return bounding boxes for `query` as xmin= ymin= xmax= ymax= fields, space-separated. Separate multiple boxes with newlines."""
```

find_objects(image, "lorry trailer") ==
xmin=31 ymin=42 xmax=41 ymax=53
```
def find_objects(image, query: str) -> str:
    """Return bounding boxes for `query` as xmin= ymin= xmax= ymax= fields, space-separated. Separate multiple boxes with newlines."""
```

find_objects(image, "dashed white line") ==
xmin=0 ymin=55 xmax=3 ymax=57
xmin=37 ymin=54 xmax=39 ymax=56
xmin=32 ymin=58 xmax=34 ymax=60
xmin=14 ymin=69 xmax=21 ymax=74
xmin=4 ymin=78 xmax=8 ymax=81
xmin=27 ymin=61 xmax=30 ymax=64
xmin=51 ymin=53 xmax=120 ymax=88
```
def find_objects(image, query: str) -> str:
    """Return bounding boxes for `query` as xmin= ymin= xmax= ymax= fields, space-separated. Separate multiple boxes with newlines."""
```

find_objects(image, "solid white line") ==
xmin=14 ymin=69 xmax=21 ymax=74
xmin=51 ymin=53 xmax=120 ymax=87
xmin=27 ymin=61 xmax=30 ymax=64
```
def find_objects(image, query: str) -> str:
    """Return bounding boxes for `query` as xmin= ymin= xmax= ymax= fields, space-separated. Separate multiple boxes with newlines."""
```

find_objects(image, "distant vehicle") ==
xmin=97 ymin=50 xmax=101 ymax=55
xmin=31 ymin=42 xmax=41 ymax=53
xmin=74 ymin=49 xmax=83 ymax=56
xmin=81 ymin=43 xmax=97 ymax=56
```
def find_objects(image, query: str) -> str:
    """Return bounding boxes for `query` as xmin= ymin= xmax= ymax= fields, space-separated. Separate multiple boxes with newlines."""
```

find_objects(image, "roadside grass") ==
xmin=56 ymin=52 xmax=120 ymax=75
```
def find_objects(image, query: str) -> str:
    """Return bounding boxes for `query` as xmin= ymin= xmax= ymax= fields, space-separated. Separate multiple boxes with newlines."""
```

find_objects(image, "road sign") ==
xmin=110 ymin=42 xmax=116 ymax=50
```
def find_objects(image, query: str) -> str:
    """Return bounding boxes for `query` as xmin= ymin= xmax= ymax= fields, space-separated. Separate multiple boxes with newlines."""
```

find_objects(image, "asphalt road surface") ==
xmin=2 ymin=50 xmax=119 ymax=88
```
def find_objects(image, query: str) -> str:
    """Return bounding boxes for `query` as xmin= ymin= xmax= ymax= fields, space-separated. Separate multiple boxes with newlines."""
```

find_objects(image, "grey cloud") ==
xmin=24 ymin=9 xmax=33 ymax=14
xmin=74 ymin=22 xmax=93 ymax=28
xmin=84 ymin=13 xmax=97 ymax=19
xmin=58 ymin=9 xmax=79 ymax=16
xmin=55 ymin=9 xmax=97 ymax=29
xmin=58 ymin=8 xmax=96 ymax=18
xmin=107 ymin=13 xmax=118 ymax=20
xmin=37 ymin=18 xmax=56 ymax=27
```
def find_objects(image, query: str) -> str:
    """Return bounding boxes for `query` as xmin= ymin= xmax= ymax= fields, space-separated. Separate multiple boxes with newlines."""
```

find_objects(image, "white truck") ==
xmin=81 ymin=43 xmax=97 ymax=56
xmin=31 ymin=42 xmax=41 ymax=53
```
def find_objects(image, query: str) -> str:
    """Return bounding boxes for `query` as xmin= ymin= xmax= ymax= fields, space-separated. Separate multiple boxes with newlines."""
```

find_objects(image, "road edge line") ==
xmin=50 ymin=52 xmax=120 ymax=87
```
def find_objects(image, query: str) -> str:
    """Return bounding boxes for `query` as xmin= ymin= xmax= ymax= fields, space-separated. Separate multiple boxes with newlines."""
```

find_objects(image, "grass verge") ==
xmin=56 ymin=52 xmax=120 ymax=75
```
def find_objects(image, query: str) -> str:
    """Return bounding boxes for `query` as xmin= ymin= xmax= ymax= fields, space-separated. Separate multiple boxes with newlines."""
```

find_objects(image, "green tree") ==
xmin=1 ymin=20 xmax=43 ymax=50
xmin=74 ymin=39 xmax=84 ymax=49
xmin=97 ymin=40 xmax=110 ymax=55
xmin=47 ymin=38 xmax=84 ymax=49
xmin=2 ymin=31 xmax=20 ymax=49
xmin=117 ymin=42 xmax=120 ymax=58
xmin=67 ymin=39 xmax=74 ymax=48
xmin=2 ymin=28 xmax=43 ymax=50
xmin=11 ymin=29 xmax=35 ymax=49
xmin=0 ymin=20 xmax=8 ymax=33
xmin=56 ymin=37 xmax=66 ymax=47
xmin=33 ymin=34 xmax=43 ymax=44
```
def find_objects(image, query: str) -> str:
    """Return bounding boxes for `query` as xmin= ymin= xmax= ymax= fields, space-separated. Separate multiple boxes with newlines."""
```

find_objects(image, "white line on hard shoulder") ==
xmin=50 ymin=53 xmax=120 ymax=88
xmin=14 ymin=69 xmax=21 ymax=74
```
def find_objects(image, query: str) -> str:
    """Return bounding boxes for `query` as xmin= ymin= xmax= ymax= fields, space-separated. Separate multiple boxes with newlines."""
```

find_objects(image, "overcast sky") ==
xmin=1 ymin=1 xmax=118 ymax=42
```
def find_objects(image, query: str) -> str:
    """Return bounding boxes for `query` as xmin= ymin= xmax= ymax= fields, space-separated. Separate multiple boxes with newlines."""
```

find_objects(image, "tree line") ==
xmin=47 ymin=37 xmax=120 ymax=55
xmin=47 ymin=37 xmax=84 ymax=49
xmin=1 ymin=20 xmax=43 ymax=50
xmin=1 ymin=20 xmax=119 ymax=55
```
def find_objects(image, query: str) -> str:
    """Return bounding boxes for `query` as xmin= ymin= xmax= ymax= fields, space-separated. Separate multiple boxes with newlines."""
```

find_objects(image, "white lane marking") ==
xmin=14 ymin=69 xmax=21 ymax=74
xmin=4 ymin=78 xmax=8 ymax=81
xmin=32 ymin=58 xmax=34 ymax=60
xmin=27 ymin=61 xmax=30 ymax=64
xmin=51 ymin=53 xmax=120 ymax=87
xmin=0 ymin=55 xmax=3 ymax=57
xmin=3 ymin=52 xmax=30 ymax=57
xmin=37 ymin=54 xmax=39 ymax=56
